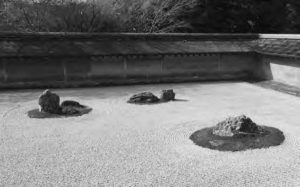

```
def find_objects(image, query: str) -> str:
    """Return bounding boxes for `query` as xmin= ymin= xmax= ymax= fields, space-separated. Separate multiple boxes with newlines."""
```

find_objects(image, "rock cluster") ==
xmin=128 ymin=89 xmax=176 ymax=104
xmin=212 ymin=115 xmax=264 ymax=137
xmin=38 ymin=89 xmax=90 ymax=116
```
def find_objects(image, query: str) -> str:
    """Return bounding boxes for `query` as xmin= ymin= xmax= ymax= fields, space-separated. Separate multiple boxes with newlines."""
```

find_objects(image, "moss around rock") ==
xmin=190 ymin=115 xmax=285 ymax=152
xmin=28 ymin=107 xmax=92 ymax=119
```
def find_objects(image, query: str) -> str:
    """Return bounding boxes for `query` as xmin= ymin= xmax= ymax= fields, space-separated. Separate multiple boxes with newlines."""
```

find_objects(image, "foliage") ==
xmin=287 ymin=0 xmax=300 ymax=32
xmin=0 ymin=0 xmax=299 ymax=33
xmin=0 ymin=0 xmax=121 ymax=32
xmin=113 ymin=0 xmax=197 ymax=32
xmin=189 ymin=0 xmax=288 ymax=33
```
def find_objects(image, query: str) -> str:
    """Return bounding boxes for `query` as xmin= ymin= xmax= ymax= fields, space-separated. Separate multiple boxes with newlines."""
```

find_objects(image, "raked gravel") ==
xmin=0 ymin=82 xmax=300 ymax=186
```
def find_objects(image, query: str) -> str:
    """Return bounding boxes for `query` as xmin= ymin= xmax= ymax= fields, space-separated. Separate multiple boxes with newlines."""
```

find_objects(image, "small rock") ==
xmin=38 ymin=89 xmax=60 ymax=114
xmin=212 ymin=115 xmax=263 ymax=137
xmin=60 ymin=100 xmax=84 ymax=115
xmin=61 ymin=100 xmax=82 ymax=107
xmin=160 ymin=89 xmax=175 ymax=101
xmin=128 ymin=92 xmax=160 ymax=104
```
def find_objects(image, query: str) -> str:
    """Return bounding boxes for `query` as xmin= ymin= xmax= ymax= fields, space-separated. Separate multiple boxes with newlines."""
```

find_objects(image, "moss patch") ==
xmin=27 ymin=106 xmax=92 ymax=119
xmin=190 ymin=126 xmax=285 ymax=152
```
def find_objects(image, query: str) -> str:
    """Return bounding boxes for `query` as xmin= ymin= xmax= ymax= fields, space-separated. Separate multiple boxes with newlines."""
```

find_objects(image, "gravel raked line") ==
xmin=0 ymin=82 xmax=300 ymax=186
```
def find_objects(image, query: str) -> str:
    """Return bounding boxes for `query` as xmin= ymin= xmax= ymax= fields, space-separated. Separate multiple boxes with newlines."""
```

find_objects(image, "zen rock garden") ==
xmin=190 ymin=115 xmax=285 ymax=152
xmin=28 ymin=89 xmax=92 ymax=118
xmin=28 ymin=89 xmax=286 ymax=153
xmin=128 ymin=89 xmax=176 ymax=104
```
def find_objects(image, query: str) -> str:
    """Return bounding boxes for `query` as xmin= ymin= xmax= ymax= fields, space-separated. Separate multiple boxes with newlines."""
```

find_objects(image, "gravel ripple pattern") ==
xmin=0 ymin=82 xmax=300 ymax=186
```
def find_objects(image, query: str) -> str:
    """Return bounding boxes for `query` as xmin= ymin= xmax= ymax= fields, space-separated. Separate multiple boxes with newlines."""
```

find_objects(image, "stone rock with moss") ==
xmin=29 ymin=90 xmax=92 ymax=119
xmin=128 ymin=92 xmax=160 ymax=104
xmin=38 ymin=89 xmax=60 ymax=114
xmin=60 ymin=100 xmax=83 ymax=115
xmin=160 ymin=89 xmax=175 ymax=101
xmin=61 ymin=100 xmax=83 ymax=108
xmin=190 ymin=115 xmax=285 ymax=151
xmin=212 ymin=115 xmax=264 ymax=137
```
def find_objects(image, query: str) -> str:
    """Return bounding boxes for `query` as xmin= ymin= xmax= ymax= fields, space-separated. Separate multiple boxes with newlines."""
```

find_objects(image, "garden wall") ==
xmin=0 ymin=54 xmax=260 ymax=89
xmin=262 ymin=56 xmax=300 ymax=87
xmin=0 ymin=33 xmax=299 ymax=89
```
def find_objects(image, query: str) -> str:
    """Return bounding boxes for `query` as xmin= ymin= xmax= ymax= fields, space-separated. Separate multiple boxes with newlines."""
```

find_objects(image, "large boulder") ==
xmin=212 ymin=115 xmax=264 ymax=137
xmin=38 ymin=89 xmax=60 ymax=114
xmin=160 ymin=89 xmax=175 ymax=101
xmin=128 ymin=92 xmax=160 ymax=104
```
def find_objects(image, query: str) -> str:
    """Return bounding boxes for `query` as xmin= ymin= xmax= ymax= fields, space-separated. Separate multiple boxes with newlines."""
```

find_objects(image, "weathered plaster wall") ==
xmin=262 ymin=56 xmax=300 ymax=87
xmin=0 ymin=53 xmax=260 ymax=89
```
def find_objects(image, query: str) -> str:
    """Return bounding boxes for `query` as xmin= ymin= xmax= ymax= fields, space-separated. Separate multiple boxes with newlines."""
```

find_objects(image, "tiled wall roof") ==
xmin=0 ymin=40 xmax=253 ymax=57
xmin=252 ymin=36 xmax=300 ymax=59
xmin=0 ymin=33 xmax=298 ymax=58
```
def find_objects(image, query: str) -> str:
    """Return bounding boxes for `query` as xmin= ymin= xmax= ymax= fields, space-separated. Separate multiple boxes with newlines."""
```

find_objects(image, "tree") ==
xmin=0 ymin=0 xmax=121 ymax=32
xmin=287 ymin=0 xmax=300 ymax=32
xmin=250 ymin=0 xmax=288 ymax=33
xmin=189 ymin=0 xmax=288 ymax=33
xmin=0 ymin=0 xmax=298 ymax=33
xmin=113 ymin=0 xmax=198 ymax=33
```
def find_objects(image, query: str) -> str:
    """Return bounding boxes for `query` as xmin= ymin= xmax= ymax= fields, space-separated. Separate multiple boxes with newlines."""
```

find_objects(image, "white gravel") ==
xmin=0 ymin=82 xmax=300 ymax=186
